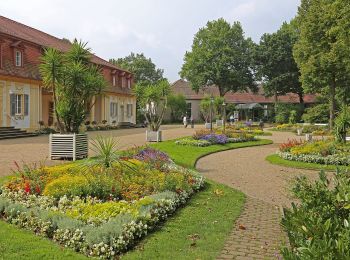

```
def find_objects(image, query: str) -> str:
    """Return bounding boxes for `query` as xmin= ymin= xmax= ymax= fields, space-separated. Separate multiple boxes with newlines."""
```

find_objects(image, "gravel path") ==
xmin=0 ymin=125 xmax=197 ymax=177
xmin=196 ymin=131 xmax=319 ymax=259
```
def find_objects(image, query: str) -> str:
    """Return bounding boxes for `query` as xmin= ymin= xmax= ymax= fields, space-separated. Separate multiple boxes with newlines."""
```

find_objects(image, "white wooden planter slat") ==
xmin=50 ymin=133 xmax=88 ymax=161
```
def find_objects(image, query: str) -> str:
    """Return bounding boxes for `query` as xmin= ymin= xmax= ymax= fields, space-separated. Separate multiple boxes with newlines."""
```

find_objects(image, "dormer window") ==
xmin=112 ymin=75 xmax=116 ymax=87
xmin=127 ymin=78 xmax=131 ymax=89
xmin=15 ymin=50 xmax=22 ymax=67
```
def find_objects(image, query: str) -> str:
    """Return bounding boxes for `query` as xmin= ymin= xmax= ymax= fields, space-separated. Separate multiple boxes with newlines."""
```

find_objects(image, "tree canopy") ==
xmin=110 ymin=53 xmax=164 ymax=85
xmin=293 ymin=0 xmax=350 ymax=127
xmin=180 ymin=18 xmax=256 ymax=97
xmin=255 ymin=21 xmax=304 ymax=105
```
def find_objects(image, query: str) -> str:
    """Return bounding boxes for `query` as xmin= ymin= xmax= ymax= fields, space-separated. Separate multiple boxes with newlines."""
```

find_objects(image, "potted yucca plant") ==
xmin=134 ymin=80 xmax=170 ymax=142
xmin=40 ymin=40 xmax=106 ymax=160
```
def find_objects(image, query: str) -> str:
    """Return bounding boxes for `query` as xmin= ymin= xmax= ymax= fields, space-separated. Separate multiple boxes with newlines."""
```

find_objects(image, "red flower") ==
xmin=24 ymin=182 xmax=31 ymax=194
xmin=35 ymin=185 xmax=41 ymax=194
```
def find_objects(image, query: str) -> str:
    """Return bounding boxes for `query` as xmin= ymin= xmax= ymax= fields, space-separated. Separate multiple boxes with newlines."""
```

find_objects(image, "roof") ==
xmin=171 ymin=79 xmax=316 ymax=104
xmin=236 ymin=103 xmax=263 ymax=110
xmin=0 ymin=16 xmax=128 ymax=72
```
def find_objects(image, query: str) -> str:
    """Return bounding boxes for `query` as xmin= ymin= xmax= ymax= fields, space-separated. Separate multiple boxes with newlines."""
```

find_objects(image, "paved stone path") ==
xmin=0 ymin=125 xmax=197 ymax=177
xmin=196 ymin=131 xmax=320 ymax=259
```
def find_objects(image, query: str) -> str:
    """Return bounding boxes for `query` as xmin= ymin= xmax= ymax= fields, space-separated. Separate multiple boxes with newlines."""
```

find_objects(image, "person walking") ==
xmin=183 ymin=115 xmax=188 ymax=128
xmin=229 ymin=114 xmax=234 ymax=125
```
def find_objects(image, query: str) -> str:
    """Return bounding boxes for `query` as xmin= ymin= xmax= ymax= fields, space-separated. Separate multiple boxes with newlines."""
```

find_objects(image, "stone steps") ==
xmin=0 ymin=127 xmax=38 ymax=140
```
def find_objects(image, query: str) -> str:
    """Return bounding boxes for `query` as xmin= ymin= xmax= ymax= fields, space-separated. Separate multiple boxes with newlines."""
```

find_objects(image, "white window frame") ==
xmin=15 ymin=94 xmax=22 ymax=115
xmin=110 ymin=102 xmax=118 ymax=118
xmin=15 ymin=50 xmax=22 ymax=67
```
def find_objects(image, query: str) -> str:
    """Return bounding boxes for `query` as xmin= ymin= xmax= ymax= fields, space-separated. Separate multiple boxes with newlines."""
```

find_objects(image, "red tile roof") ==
xmin=0 ymin=15 xmax=127 ymax=72
xmin=171 ymin=79 xmax=316 ymax=104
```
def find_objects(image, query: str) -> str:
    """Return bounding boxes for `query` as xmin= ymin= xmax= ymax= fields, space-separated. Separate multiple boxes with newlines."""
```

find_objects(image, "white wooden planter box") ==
xmin=205 ymin=123 xmax=211 ymax=129
xmin=49 ymin=133 xmax=88 ymax=161
xmin=216 ymin=120 xmax=223 ymax=127
xmin=146 ymin=130 xmax=162 ymax=142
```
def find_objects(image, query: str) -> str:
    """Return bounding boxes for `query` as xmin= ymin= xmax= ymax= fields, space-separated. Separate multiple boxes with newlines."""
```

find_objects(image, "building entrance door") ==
xmin=120 ymin=105 xmax=124 ymax=122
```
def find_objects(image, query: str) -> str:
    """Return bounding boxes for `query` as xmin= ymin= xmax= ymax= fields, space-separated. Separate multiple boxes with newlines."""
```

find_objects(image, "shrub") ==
xmin=302 ymin=103 xmax=329 ymax=123
xmin=43 ymin=175 xmax=89 ymax=198
xmin=275 ymin=103 xmax=302 ymax=124
xmin=200 ymin=134 xmax=228 ymax=144
xmin=193 ymin=129 xmax=211 ymax=140
xmin=281 ymin=170 xmax=350 ymax=259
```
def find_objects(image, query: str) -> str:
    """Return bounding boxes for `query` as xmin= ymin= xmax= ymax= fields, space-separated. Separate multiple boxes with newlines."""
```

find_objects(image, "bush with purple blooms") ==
xmin=200 ymin=134 xmax=228 ymax=144
xmin=133 ymin=147 xmax=171 ymax=164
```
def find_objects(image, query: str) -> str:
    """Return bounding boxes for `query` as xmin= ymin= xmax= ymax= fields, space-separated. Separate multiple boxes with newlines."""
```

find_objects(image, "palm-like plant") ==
xmin=90 ymin=135 xmax=120 ymax=168
xmin=40 ymin=40 xmax=106 ymax=133
xmin=39 ymin=48 xmax=64 ymax=132
xmin=134 ymin=79 xmax=171 ymax=131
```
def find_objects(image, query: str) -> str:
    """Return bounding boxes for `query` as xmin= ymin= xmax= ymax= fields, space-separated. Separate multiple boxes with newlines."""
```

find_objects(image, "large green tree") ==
xmin=255 ymin=21 xmax=304 ymax=107
xmin=110 ymin=53 xmax=164 ymax=85
xmin=294 ymin=0 xmax=350 ymax=128
xmin=180 ymin=19 xmax=256 ymax=97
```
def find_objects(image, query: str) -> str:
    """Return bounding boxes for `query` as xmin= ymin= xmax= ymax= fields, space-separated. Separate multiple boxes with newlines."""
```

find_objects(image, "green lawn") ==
xmin=0 ymin=138 xmax=272 ymax=260
xmin=266 ymin=153 xmax=350 ymax=172
xmin=151 ymin=138 xmax=273 ymax=169
xmin=0 ymin=221 xmax=87 ymax=260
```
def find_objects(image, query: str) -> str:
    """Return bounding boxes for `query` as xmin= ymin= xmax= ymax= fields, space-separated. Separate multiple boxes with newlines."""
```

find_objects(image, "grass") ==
xmin=266 ymin=153 xmax=350 ymax=172
xmin=0 ymin=221 xmax=87 ymax=260
xmin=151 ymin=138 xmax=273 ymax=169
xmin=122 ymin=139 xmax=272 ymax=259
xmin=0 ymin=138 xmax=272 ymax=260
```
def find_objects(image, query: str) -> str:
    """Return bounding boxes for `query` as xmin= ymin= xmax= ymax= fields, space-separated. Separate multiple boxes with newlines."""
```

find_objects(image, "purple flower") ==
xmin=200 ymin=134 xmax=228 ymax=144
xmin=134 ymin=147 xmax=170 ymax=163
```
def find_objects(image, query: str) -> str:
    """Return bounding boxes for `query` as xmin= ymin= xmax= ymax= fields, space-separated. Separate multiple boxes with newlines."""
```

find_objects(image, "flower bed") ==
xmin=271 ymin=123 xmax=331 ymax=136
xmin=277 ymin=139 xmax=350 ymax=166
xmin=0 ymin=147 xmax=204 ymax=258
xmin=176 ymin=129 xmax=257 ymax=147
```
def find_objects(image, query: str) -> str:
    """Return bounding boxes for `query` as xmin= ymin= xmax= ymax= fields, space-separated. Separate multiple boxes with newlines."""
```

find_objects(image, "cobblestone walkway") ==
xmin=218 ymin=197 xmax=286 ymax=260
xmin=196 ymin=131 xmax=319 ymax=259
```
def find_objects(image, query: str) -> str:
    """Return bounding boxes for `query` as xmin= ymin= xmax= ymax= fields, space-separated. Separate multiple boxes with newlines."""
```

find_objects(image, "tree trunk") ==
xmin=298 ymin=92 xmax=305 ymax=114
xmin=329 ymin=79 xmax=336 ymax=129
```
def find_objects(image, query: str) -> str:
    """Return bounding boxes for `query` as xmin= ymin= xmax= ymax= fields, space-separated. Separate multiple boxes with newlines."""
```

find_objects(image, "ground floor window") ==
xmin=186 ymin=102 xmax=191 ymax=118
xmin=10 ymin=93 xmax=29 ymax=116
xmin=110 ymin=102 xmax=118 ymax=118
xmin=127 ymin=104 xmax=133 ymax=118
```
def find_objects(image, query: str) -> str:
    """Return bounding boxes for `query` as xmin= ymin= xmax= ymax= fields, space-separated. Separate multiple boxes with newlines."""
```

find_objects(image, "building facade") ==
xmin=0 ymin=16 xmax=136 ymax=130
xmin=169 ymin=79 xmax=317 ymax=122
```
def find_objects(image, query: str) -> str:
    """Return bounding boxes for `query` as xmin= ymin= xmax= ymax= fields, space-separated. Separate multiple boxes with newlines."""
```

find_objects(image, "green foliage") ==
xmin=89 ymin=135 xmax=121 ymax=168
xmin=134 ymin=80 xmax=171 ymax=131
xmin=109 ymin=52 xmax=164 ymax=85
xmin=167 ymin=94 xmax=187 ymax=122
xmin=199 ymin=96 xmax=224 ymax=122
xmin=302 ymin=104 xmax=330 ymax=123
xmin=294 ymin=0 xmax=350 ymax=127
xmin=289 ymin=110 xmax=297 ymax=124
xmin=281 ymin=170 xmax=350 ymax=259
xmin=334 ymin=105 xmax=350 ymax=143
xmin=180 ymin=18 xmax=256 ymax=97
xmin=255 ymin=21 xmax=303 ymax=102
xmin=40 ymin=40 xmax=106 ymax=133
xmin=275 ymin=103 xmax=302 ymax=124
xmin=42 ymin=174 xmax=89 ymax=198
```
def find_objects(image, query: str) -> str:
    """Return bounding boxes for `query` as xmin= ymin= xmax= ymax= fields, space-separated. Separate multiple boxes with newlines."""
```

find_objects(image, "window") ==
xmin=121 ymin=77 xmax=126 ymax=88
xmin=127 ymin=78 xmax=131 ymax=89
xmin=112 ymin=75 xmax=116 ymax=87
xmin=127 ymin=104 xmax=133 ymax=117
xmin=186 ymin=102 xmax=192 ymax=118
xmin=15 ymin=50 xmax=22 ymax=67
xmin=10 ymin=94 xmax=28 ymax=116
xmin=110 ymin=102 xmax=118 ymax=117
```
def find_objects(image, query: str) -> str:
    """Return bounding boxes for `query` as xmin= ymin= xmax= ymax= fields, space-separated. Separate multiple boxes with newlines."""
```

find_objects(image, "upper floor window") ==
xmin=127 ymin=78 xmax=131 ymax=89
xmin=112 ymin=75 xmax=116 ymax=87
xmin=15 ymin=50 xmax=22 ymax=67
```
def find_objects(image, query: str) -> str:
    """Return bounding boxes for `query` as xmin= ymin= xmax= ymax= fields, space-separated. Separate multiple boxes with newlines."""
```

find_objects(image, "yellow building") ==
xmin=0 ymin=16 xmax=136 ymax=131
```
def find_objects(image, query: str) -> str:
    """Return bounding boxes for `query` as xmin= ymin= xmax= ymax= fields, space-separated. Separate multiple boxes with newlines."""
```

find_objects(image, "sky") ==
xmin=1 ymin=0 xmax=300 ymax=82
